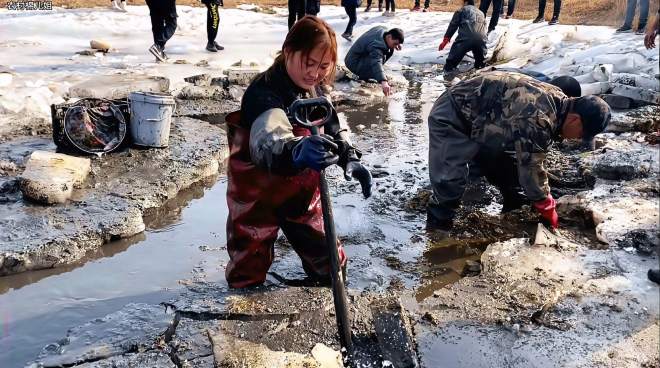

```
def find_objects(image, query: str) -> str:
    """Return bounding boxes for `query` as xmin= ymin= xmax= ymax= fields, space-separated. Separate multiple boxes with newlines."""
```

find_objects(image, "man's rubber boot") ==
xmin=649 ymin=269 xmax=660 ymax=284
xmin=533 ymin=16 xmax=544 ymax=23
xmin=341 ymin=33 xmax=353 ymax=42
xmin=548 ymin=17 xmax=558 ymax=25
xmin=214 ymin=42 xmax=225 ymax=51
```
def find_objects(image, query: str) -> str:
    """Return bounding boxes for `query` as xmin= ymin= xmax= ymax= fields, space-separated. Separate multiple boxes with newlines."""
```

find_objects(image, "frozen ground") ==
xmin=0 ymin=4 xmax=658 ymax=368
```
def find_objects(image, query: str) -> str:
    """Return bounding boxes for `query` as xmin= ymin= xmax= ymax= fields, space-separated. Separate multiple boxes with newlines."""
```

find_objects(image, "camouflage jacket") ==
xmin=449 ymin=71 xmax=569 ymax=201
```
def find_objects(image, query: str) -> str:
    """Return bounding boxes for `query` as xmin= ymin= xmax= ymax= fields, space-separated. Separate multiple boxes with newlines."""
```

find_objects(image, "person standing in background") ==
xmin=616 ymin=0 xmax=649 ymax=33
xmin=533 ymin=0 xmax=561 ymax=25
xmin=383 ymin=0 xmax=396 ymax=16
xmin=202 ymin=0 xmax=224 ymax=52
xmin=146 ymin=0 xmax=177 ymax=62
xmin=288 ymin=0 xmax=306 ymax=30
xmin=341 ymin=0 xmax=359 ymax=41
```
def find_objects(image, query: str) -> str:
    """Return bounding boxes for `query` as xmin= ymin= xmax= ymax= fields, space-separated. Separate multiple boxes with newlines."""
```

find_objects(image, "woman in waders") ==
xmin=225 ymin=16 xmax=372 ymax=288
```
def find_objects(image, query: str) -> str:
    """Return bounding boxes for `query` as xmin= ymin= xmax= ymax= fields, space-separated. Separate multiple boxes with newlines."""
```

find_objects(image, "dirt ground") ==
xmin=2 ymin=0 xmax=658 ymax=27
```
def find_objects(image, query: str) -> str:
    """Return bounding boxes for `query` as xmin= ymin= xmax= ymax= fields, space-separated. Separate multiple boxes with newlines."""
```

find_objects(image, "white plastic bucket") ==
xmin=129 ymin=91 xmax=176 ymax=148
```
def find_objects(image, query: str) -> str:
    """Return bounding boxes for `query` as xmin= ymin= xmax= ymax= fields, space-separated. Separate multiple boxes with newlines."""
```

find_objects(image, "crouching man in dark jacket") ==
xmin=426 ymin=71 xmax=611 ymax=231
xmin=344 ymin=26 xmax=404 ymax=96
xmin=438 ymin=0 xmax=487 ymax=73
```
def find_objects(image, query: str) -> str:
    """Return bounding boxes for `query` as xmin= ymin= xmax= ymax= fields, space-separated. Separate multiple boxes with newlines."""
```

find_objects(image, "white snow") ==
xmin=0 ymin=4 xmax=658 ymax=119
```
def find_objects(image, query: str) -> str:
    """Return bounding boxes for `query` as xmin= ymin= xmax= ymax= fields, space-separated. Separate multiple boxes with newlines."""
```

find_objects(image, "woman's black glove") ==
xmin=343 ymin=161 xmax=372 ymax=198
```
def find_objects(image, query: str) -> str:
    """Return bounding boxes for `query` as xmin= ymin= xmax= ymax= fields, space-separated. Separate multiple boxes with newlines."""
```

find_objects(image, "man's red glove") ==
xmin=533 ymin=195 xmax=559 ymax=229
xmin=438 ymin=37 xmax=450 ymax=51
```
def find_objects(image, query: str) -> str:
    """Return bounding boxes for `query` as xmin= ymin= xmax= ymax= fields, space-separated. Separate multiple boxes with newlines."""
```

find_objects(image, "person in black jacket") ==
xmin=344 ymin=26 xmax=404 ymax=95
xmin=224 ymin=16 xmax=371 ymax=288
xmin=145 ymin=0 xmax=177 ymax=62
xmin=438 ymin=0 xmax=487 ymax=73
xmin=202 ymin=0 xmax=224 ymax=52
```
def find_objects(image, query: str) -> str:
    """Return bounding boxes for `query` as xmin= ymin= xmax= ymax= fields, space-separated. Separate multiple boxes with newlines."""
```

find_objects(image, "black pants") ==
xmin=288 ymin=0 xmax=306 ymax=30
xmin=146 ymin=0 xmax=177 ymax=49
xmin=479 ymin=0 xmax=503 ymax=32
xmin=366 ymin=0 xmax=383 ymax=8
xmin=500 ymin=0 xmax=515 ymax=16
xmin=206 ymin=3 xmax=220 ymax=44
xmin=444 ymin=38 xmax=487 ymax=72
xmin=385 ymin=0 xmax=395 ymax=11
xmin=344 ymin=5 xmax=357 ymax=35
xmin=471 ymin=147 xmax=527 ymax=212
xmin=414 ymin=0 xmax=430 ymax=8
xmin=538 ymin=0 xmax=561 ymax=19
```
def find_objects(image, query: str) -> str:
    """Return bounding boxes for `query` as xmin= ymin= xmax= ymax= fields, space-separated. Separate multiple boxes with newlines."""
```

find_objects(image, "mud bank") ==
xmin=0 ymin=115 xmax=229 ymax=276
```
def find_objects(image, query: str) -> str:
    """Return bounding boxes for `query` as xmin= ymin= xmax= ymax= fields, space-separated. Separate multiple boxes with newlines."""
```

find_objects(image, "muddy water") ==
xmin=0 ymin=74 xmax=512 ymax=367
xmin=0 ymin=179 xmax=230 ymax=367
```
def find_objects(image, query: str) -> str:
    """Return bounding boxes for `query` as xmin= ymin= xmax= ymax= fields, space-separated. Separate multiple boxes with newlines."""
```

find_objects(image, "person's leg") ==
xmin=536 ymin=0 xmax=546 ymax=19
xmin=487 ymin=0 xmax=502 ymax=31
xmin=344 ymin=6 xmax=357 ymax=35
xmin=288 ymin=0 xmax=297 ymax=29
xmin=427 ymin=94 xmax=480 ymax=227
xmin=386 ymin=0 xmax=391 ymax=12
xmin=424 ymin=0 xmax=430 ymax=9
xmin=550 ymin=0 xmax=561 ymax=20
xmin=280 ymin=192 xmax=347 ymax=281
xmin=296 ymin=0 xmax=306 ymax=22
xmin=507 ymin=0 xmax=516 ymax=16
xmin=365 ymin=0 xmax=372 ymax=11
xmin=206 ymin=3 xmax=219 ymax=45
xmin=471 ymin=39 xmax=487 ymax=69
xmin=444 ymin=39 xmax=469 ymax=72
xmin=638 ymin=0 xmax=649 ymax=29
xmin=391 ymin=0 xmax=396 ymax=12
xmin=225 ymin=207 xmax=280 ymax=289
xmin=160 ymin=0 xmax=177 ymax=48
xmin=479 ymin=0 xmax=492 ymax=16
xmin=476 ymin=148 xmax=528 ymax=212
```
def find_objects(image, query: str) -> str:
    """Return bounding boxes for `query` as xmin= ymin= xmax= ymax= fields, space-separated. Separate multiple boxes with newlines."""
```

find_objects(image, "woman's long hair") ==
xmin=267 ymin=15 xmax=338 ymax=86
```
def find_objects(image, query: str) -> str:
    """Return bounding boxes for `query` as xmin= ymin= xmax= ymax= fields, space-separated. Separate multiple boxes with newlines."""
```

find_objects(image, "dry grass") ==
xmin=1 ymin=0 xmax=657 ymax=26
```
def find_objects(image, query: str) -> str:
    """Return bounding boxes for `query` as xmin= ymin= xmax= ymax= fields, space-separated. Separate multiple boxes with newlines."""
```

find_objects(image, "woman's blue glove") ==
xmin=292 ymin=135 xmax=339 ymax=171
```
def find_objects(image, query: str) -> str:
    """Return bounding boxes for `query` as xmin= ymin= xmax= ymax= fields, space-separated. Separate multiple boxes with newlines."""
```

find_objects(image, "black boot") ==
xmin=548 ymin=16 xmax=558 ymax=25
xmin=206 ymin=42 xmax=217 ymax=52
xmin=214 ymin=41 xmax=224 ymax=51
xmin=533 ymin=15 xmax=544 ymax=23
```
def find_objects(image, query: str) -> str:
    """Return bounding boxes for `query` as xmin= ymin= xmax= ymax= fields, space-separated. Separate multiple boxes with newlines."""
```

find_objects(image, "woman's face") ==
xmin=285 ymin=46 xmax=333 ymax=90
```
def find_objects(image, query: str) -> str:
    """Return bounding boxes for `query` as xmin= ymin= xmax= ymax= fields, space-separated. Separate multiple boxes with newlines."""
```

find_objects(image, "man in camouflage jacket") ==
xmin=427 ymin=71 xmax=611 ymax=230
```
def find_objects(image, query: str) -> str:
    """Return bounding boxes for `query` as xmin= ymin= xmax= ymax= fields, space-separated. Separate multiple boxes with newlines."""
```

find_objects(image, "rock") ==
xmin=183 ymin=74 xmax=211 ymax=87
xmin=589 ymin=147 xmax=657 ymax=180
xmin=311 ymin=343 xmax=343 ymax=368
xmin=226 ymin=68 xmax=260 ymax=86
xmin=68 ymin=74 xmax=170 ymax=99
xmin=461 ymin=259 xmax=482 ymax=276
xmin=606 ymin=105 xmax=659 ymax=133
xmin=601 ymin=94 xmax=635 ymax=109
xmin=209 ymin=331 xmax=320 ymax=368
xmin=177 ymin=85 xmax=227 ymax=100
xmin=20 ymin=150 xmax=91 ymax=204
xmin=370 ymin=297 xmax=419 ymax=368
xmin=89 ymin=39 xmax=111 ymax=52
xmin=617 ymin=229 xmax=659 ymax=255
xmin=580 ymin=82 xmax=611 ymax=96
xmin=34 ymin=303 xmax=175 ymax=367
xmin=612 ymin=83 xmax=660 ymax=105
xmin=64 ymin=352 xmax=175 ymax=368
xmin=533 ymin=223 xmax=579 ymax=251
xmin=168 ymin=318 xmax=215 ymax=364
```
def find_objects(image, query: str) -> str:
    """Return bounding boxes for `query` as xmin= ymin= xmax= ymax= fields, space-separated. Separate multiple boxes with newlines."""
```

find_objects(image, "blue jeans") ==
xmin=623 ymin=0 xmax=649 ymax=28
